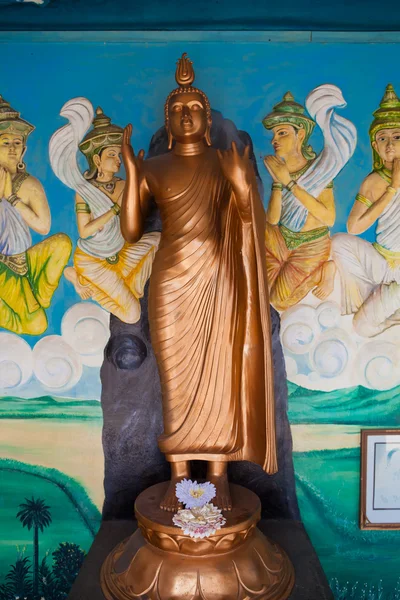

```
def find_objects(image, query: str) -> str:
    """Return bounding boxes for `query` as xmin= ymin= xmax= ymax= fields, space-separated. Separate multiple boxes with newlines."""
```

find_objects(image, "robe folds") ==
xmin=148 ymin=154 xmax=277 ymax=474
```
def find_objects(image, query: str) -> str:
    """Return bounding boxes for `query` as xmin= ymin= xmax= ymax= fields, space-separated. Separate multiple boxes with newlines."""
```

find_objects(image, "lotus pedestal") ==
xmin=101 ymin=482 xmax=295 ymax=600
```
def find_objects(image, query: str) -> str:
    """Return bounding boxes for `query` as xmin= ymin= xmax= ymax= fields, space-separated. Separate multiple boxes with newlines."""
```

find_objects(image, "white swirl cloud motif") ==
xmin=281 ymin=300 xmax=400 ymax=392
xmin=357 ymin=341 xmax=400 ymax=392
xmin=309 ymin=328 xmax=356 ymax=380
xmin=316 ymin=301 xmax=341 ymax=329
xmin=33 ymin=336 xmax=83 ymax=392
xmin=61 ymin=302 xmax=110 ymax=367
xmin=0 ymin=332 xmax=33 ymax=391
xmin=281 ymin=305 xmax=320 ymax=355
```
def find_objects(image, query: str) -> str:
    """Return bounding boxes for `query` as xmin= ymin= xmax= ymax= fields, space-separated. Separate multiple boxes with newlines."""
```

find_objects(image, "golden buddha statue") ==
xmin=0 ymin=94 xmax=71 ymax=335
xmin=50 ymin=99 xmax=160 ymax=324
xmin=121 ymin=54 xmax=277 ymax=512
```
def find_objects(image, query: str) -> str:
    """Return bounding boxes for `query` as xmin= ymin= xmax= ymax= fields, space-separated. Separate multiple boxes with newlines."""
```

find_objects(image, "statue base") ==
xmin=100 ymin=482 xmax=295 ymax=600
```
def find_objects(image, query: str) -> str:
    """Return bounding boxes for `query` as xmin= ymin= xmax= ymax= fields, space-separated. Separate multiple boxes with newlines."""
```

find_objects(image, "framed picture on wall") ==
xmin=360 ymin=429 xmax=400 ymax=530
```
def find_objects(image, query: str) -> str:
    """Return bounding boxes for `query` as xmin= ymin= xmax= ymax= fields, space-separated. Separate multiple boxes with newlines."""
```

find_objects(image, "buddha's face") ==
xmin=373 ymin=128 xmax=400 ymax=165
xmin=0 ymin=133 xmax=25 ymax=171
xmin=94 ymin=145 xmax=121 ymax=176
xmin=168 ymin=91 xmax=210 ymax=144
xmin=271 ymin=124 xmax=305 ymax=159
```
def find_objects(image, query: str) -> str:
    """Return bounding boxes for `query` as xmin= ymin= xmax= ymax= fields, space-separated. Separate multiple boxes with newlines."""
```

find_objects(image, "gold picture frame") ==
xmin=360 ymin=429 xmax=400 ymax=530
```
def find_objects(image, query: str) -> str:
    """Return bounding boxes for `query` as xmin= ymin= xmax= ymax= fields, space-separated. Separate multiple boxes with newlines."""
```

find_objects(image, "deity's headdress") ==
xmin=369 ymin=84 xmax=400 ymax=170
xmin=262 ymin=92 xmax=316 ymax=161
xmin=0 ymin=95 xmax=34 ymax=141
xmin=164 ymin=53 xmax=212 ymax=148
xmin=79 ymin=107 xmax=123 ymax=179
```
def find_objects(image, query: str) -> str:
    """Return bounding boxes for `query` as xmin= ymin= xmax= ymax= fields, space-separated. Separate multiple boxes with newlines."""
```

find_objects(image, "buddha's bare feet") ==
xmin=208 ymin=472 xmax=232 ymax=512
xmin=64 ymin=267 xmax=93 ymax=300
xmin=313 ymin=260 xmax=336 ymax=301
xmin=160 ymin=478 xmax=183 ymax=512
xmin=160 ymin=461 xmax=190 ymax=512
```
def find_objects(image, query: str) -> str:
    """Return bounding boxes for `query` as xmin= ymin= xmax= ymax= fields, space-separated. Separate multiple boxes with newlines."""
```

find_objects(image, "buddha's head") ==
xmin=0 ymin=95 xmax=34 ymax=173
xmin=370 ymin=84 xmax=400 ymax=170
xmin=262 ymin=92 xmax=316 ymax=162
xmin=79 ymin=107 xmax=123 ymax=180
xmin=165 ymin=53 xmax=212 ymax=149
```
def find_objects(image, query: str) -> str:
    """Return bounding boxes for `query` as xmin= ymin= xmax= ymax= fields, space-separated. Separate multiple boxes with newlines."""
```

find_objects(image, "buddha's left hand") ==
xmin=217 ymin=142 xmax=254 ymax=205
xmin=263 ymin=155 xmax=291 ymax=186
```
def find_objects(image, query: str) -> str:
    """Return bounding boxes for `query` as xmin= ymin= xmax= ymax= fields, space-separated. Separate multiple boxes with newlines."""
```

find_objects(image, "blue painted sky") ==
xmin=0 ymin=41 xmax=395 ymax=345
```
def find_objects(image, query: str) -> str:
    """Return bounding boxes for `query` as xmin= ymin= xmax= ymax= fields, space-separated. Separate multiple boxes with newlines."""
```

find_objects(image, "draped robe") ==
xmin=148 ymin=153 xmax=277 ymax=473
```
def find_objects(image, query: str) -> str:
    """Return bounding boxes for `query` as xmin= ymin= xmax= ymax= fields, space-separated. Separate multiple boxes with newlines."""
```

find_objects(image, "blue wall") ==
xmin=0 ymin=40 xmax=389 ymax=343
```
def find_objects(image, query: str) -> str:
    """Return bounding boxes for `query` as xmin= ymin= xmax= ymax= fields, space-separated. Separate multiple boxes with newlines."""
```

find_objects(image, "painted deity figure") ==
xmin=263 ymin=87 xmax=357 ymax=312
xmin=50 ymin=99 xmax=160 ymax=324
xmin=332 ymin=84 xmax=400 ymax=337
xmin=0 ymin=95 xmax=71 ymax=335
xmin=121 ymin=54 xmax=277 ymax=512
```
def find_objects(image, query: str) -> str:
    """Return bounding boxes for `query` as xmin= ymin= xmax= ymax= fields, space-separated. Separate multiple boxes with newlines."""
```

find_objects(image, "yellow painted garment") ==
xmin=73 ymin=231 xmax=160 ymax=324
xmin=0 ymin=233 xmax=72 ymax=335
xmin=266 ymin=222 xmax=331 ymax=311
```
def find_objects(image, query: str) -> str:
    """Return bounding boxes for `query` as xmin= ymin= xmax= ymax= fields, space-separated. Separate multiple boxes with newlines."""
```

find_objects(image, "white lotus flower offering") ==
xmin=173 ymin=503 xmax=227 ymax=539
xmin=173 ymin=479 xmax=227 ymax=538
xmin=175 ymin=479 xmax=217 ymax=509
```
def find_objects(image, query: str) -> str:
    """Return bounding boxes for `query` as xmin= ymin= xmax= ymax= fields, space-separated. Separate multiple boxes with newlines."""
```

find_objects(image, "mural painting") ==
xmin=0 ymin=41 xmax=400 ymax=599
xmin=275 ymin=82 xmax=400 ymax=600
xmin=0 ymin=95 xmax=71 ymax=336
xmin=50 ymin=97 xmax=159 ymax=323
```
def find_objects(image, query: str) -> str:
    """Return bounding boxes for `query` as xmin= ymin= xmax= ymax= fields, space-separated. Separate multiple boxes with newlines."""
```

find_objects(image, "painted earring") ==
xmin=17 ymin=162 xmax=26 ymax=172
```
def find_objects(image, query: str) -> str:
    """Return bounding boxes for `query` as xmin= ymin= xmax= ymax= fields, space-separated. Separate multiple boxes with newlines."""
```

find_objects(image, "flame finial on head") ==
xmin=175 ymin=53 xmax=195 ymax=87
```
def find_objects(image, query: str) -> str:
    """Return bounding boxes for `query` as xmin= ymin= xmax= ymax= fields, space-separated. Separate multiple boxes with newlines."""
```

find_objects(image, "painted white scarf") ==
xmin=49 ymin=97 xmax=125 ymax=259
xmin=280 ymin=84 xmax=357 ymax=232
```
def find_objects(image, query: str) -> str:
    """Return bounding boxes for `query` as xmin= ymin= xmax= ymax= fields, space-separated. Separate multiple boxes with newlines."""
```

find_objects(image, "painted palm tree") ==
xmin=4 ymin=555 xmax=33 ymax=599
xmin=17 ymin=497 xmax=52 ymax=599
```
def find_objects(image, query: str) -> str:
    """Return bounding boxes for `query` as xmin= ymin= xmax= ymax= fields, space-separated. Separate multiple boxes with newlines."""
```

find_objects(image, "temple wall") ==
xmin=0 ymin=37 xmax=399 ymax=599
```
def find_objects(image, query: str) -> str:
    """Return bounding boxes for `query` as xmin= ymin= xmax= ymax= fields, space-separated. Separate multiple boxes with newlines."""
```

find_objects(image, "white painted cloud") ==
xmin=0 ymin=332 xmax=33 ymax=391
xmin=33 ymin=335 xmax=83 ymax=392
xmin=281 ymin=305 xmax=320 ymax=355
xmin=281 ymin=291 xmax=400 ymax=392
xmin=61 ymin=302 xmax=110 ymax=367
xmin=0 ymin=302 xmax=110 ymax=396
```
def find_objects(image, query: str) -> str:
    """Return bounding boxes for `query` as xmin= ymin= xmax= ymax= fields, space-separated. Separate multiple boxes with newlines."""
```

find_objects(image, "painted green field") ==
xmin=0 ymin=395 xmax=102 ymax=420
xmin=0 ymin=459 xmax=101 ymax=580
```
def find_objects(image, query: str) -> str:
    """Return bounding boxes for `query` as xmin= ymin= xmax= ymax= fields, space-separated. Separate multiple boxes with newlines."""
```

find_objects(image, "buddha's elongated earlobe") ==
xmin=167 ymin=126 xmax=174 ymax=150
xmin=205 ymin=119 xmax=212 ymax=147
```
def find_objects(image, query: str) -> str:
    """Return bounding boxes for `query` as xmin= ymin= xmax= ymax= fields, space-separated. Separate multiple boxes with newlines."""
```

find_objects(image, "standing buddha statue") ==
xmin=120 ymin=53 xmax=277 ymax=512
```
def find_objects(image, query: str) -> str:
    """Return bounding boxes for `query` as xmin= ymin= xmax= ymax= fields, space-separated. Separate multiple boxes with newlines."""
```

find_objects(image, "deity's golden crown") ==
xmin=369 ymin=84 xmax=400 ymax=140
xmin=370 ymin=84 xmax=400 ymax=170
xmin=262 ymin=91 xmax=315 ymax=137
xmin=79 ymin=107 xmax=123 ymax=157
xmin=0 ymin=95 xmax=34 ymax=140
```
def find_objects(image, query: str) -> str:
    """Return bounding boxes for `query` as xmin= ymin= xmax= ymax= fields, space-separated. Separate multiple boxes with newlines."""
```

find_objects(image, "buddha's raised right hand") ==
xmin=121 ymin=124 xmax=145 ymax=178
